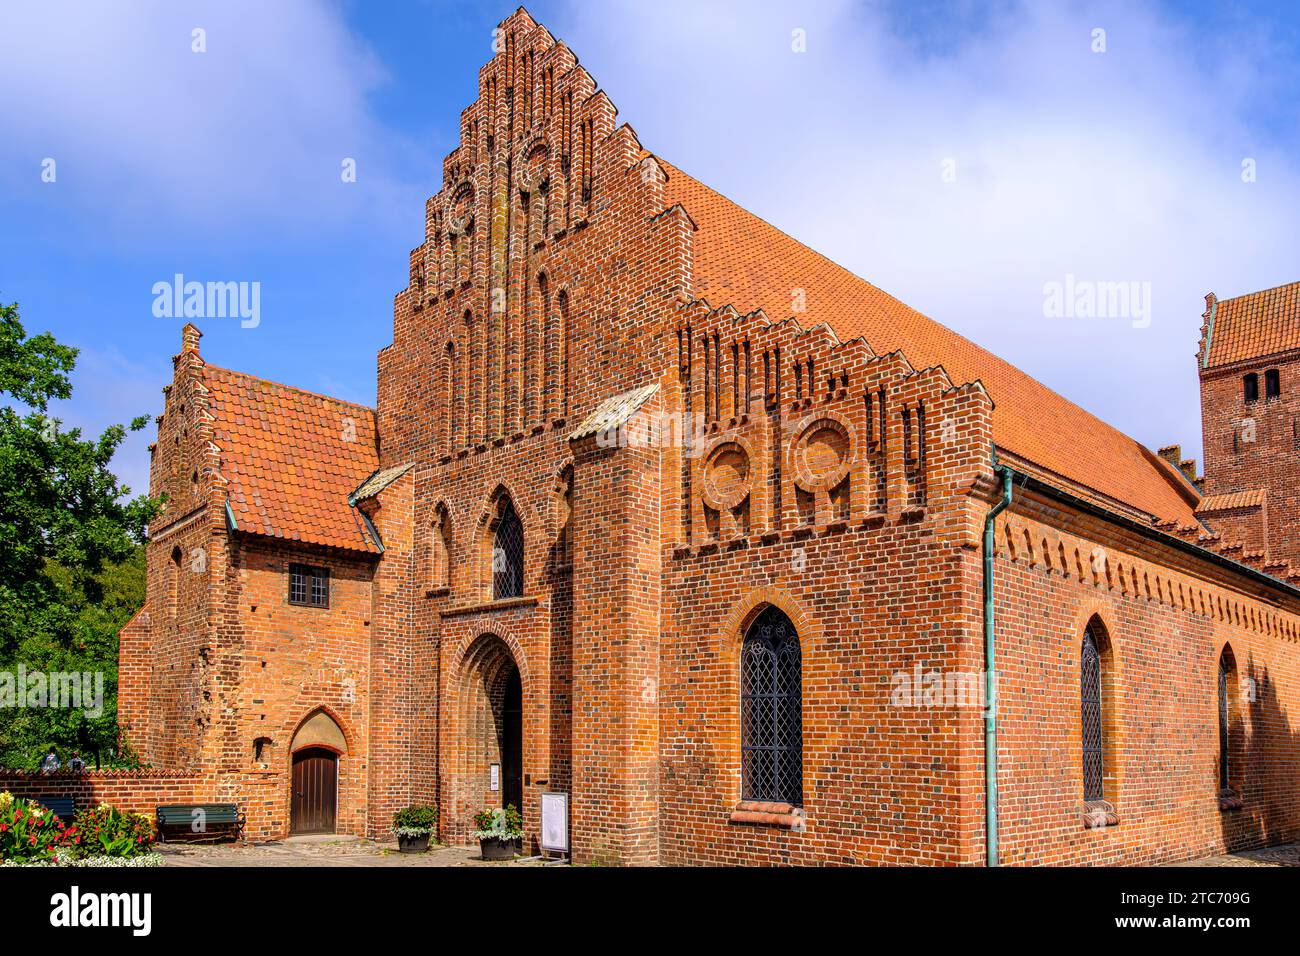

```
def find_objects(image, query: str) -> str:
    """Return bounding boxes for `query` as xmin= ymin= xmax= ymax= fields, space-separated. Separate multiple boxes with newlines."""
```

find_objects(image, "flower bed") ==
xmin=0 ymin=791 xmax=160 ymax=867
xmin=3 ymin=854 xmax=163 ymax=868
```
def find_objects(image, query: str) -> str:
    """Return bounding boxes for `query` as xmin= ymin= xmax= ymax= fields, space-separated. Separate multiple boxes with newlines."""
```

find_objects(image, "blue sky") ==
xmin=2 ymin=0 xmax=1298 ymax=497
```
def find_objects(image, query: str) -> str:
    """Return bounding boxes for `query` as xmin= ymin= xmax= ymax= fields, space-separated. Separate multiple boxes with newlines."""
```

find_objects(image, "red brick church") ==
xmin=115 ymin=8 xmax=1300 ymax=865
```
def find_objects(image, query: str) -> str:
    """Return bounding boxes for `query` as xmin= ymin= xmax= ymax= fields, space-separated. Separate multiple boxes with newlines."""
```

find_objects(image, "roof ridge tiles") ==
xmin=204 ymin=363 xmax=376 ymax=413
xmin=1217 ymin=278 xmax=1300 ymax=303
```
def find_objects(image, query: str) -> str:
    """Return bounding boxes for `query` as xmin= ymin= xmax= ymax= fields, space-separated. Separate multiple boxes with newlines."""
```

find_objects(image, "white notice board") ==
xmin=540 ymin=792 xmax=569 ymax=853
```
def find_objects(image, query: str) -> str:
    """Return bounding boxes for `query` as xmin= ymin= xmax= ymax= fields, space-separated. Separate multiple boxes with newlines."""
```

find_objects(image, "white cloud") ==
xmin=554 ymin=0 xmax=1300 ymax=459
xmin=0 ymin=0 xmax=423 ymax=245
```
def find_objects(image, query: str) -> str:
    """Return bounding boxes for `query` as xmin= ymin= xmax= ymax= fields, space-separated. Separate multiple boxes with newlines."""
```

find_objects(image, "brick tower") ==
xmin=1198 ymin=282 xmax=1300 ymax=567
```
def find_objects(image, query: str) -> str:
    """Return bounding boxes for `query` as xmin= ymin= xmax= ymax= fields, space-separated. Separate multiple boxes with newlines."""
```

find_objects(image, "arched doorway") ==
xmin=455 ymin=634 xmax=525 ymax=838
xmin=290 ymin=710 xmax=346 ymax=835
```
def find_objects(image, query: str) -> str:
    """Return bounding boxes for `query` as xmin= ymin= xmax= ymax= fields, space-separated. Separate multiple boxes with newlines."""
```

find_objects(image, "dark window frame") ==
xmin=1081 ymin=627 xmax=1104 ymax=802
xmin=740 ymin=605 xmax=803 ymax=806
xmin=1217 ymin=652 xmax=1231 ymax=790
xmin=289 ymin=563 xmax=330 ymax=609
xmin=492 ymin=499 xmax=525 ymax=600
xmin=1244 ymin=372 xmax=1259 ymax=403
xmin=1265 ymin=368 xmax=1281 ymax=400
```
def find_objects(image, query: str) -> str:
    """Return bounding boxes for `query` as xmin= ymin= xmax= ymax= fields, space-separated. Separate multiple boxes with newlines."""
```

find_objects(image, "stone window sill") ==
xmin=439 ymin=595 xmax=539 ymax=618
xmin=1082 ymin=799 xmax=1120 ymax=829
xmin=729 ymin=801 xmax=805 ymax=830
xmin=1218 ymin=788 xmax=1244 ymax=812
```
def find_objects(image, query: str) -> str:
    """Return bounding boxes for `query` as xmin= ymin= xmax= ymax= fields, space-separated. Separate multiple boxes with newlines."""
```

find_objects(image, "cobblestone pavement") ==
xmin=1166 ymin=843 xmax=1300 ymax=867
xmin=159 ymin=838 xmax=548 ymax=867
xmin=159 ymin=838 xmax=1300 ymax=867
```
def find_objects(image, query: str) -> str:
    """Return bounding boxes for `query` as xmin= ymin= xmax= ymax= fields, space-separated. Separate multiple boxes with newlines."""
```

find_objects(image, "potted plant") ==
xmin=472 ymin=804 xmax=522 ymax=861
xmin=392 ymin=805 xmax=439 ymax=853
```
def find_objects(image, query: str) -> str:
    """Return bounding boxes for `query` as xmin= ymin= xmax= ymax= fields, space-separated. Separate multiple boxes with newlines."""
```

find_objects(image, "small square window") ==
xmin=289 ymin=564 xmax=329 ymax=608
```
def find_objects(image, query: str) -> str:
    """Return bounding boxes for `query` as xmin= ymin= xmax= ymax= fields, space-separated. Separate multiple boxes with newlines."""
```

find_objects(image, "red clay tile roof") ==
xmin=1196 ymin=489 xmax=1267 ymax=513
xmin=1203 ymin=281 xmax=1300 ymax=369
xmin=204 ymin=365 xmax=379 ymax=552
xmin=661 ymin=161 xmax=1200 ymax=526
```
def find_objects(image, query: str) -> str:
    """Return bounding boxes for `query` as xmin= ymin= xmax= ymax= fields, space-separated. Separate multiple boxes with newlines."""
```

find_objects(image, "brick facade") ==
xmin=89 ymin=8 xmax=1300 ymax=865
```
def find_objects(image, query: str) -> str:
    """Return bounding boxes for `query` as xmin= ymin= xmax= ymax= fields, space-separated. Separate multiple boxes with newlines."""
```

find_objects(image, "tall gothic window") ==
xmin=1243 ymin=372 xmax=1259 ymax=403
xmin=1265 ymin=368 xmax=1281 ymax=399
xmin=492 ymin=498 xmax=524 ymax=600
xmin=1218 ymin=645 xmax=1237 ymax=791
xmin=741 ymin=606 xmax=802 ymax=805
xmin=1081 ymin=626 xmax=1105 ymax=802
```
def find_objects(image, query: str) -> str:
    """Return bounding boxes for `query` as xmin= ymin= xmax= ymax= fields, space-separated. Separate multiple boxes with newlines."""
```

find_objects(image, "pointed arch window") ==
xmin=1080 ymin=626 xmax=1104 ymax=802
xmin=492 ymin=498 xmax=524 ymax=600
xmin=741 ymin=606 xmax=802 ymax=805
xmin=1218 ymin=651 xmax=1230 ymax=789
xmin=1217 ymin=644 xmax=1242 ymax=808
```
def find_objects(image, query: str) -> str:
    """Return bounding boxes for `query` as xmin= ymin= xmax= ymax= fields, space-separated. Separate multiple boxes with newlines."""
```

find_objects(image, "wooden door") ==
xmin=291 ymin=747 xmax=338 ymax=834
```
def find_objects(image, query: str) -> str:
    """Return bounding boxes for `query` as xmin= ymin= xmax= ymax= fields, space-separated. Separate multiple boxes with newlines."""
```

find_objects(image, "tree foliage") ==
xmin=0 ymin=298 xmax=159 ymax=768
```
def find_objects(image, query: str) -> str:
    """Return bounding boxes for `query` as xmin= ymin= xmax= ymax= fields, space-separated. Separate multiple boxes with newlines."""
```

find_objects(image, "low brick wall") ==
xmin=0 ymin=770 xmax=306 ymax=842
xmin=0 ymin=769 xmax=209 ymax=820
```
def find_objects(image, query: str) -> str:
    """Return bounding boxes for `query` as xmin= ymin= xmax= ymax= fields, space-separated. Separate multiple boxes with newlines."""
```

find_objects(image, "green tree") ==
xmin=0 ymin=297 xmax=158 ymax=768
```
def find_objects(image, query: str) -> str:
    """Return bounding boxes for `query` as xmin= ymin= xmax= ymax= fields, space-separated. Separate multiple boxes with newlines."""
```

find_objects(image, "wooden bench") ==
xmin=38 ymin=797 xmax=76 ymax=823
xmin=156 ymin=803 xmax=245 ymax=843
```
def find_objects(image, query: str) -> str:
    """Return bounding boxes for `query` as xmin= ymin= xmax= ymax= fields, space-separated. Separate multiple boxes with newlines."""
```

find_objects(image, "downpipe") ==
xmin=983 ymin=461 xmax=1013 ymax=866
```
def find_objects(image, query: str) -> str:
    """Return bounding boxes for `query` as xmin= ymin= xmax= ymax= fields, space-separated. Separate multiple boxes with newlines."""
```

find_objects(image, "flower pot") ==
xmin=398 ymin=832 xmax=431 ymax=854
xmin=479 ymin=835 xmax=522 ymax=861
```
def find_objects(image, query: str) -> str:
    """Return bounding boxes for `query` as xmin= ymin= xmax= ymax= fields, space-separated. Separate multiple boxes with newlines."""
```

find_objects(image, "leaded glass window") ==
xmin=1081 ymin=627 xmax=1104 ymax=801
xmin=492 ymin=499 xmax=524 ymax=600
xmin=741 ymin=606 xmax=802 ymax=805
xmin=1218 ymin=650 xmax=1230 ymax=790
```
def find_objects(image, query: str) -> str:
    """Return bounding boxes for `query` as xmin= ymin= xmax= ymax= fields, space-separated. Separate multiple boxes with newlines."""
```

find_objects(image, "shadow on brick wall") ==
xmin=1219 ymin=657 xmax=1300 ymax=853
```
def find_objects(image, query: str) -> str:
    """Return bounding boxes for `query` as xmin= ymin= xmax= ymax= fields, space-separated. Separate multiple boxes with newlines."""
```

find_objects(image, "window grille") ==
xmin=1081 ymin=627 xmax=1104 ymax=801
xmin=1218 ymin=652 xmax=1230 ymax=789
xmin=741 ymin=606 xmax=802 ymax=805
xmin=493 ymin=499 xmax=524 ymax=600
